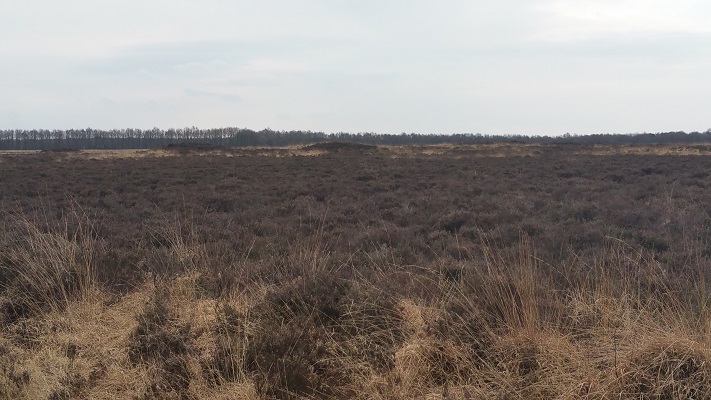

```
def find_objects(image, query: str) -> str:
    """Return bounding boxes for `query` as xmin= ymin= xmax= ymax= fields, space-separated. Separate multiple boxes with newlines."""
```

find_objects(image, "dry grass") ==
xmin=5 ymin=143 xmax=711 ymax=161
xmin=2 ymin=146 xmax=711 ymax=398
xmin=2 ymin=230 xmax=710 ymax=398
xmin=0 ymin=209 xmax=98 ymax=321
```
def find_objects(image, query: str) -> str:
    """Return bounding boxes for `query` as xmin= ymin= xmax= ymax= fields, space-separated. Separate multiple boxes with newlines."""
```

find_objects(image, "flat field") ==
xmin=1 ymin=143 xmax=711 ymax=399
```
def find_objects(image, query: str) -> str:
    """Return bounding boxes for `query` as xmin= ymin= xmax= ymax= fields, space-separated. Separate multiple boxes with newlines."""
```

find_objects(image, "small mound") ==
xmin=302 ymin=142 xmax=376 ymax=152
xmin=164 ymin=142 xmax=223 ymax=153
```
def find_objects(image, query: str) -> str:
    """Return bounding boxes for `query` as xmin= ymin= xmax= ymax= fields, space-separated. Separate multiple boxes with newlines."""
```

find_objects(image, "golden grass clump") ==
xmin=0 ymin=211 xmax=99 ymax=322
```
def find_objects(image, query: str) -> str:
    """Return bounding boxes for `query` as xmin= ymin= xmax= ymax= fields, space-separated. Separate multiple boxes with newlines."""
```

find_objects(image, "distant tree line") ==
xmin=1 ymin=127 xmax=711 ymax=150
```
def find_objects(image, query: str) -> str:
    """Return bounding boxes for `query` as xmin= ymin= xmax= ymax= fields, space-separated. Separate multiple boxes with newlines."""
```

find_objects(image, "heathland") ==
xmin=1 ymin=142 xmax=710 ymax=399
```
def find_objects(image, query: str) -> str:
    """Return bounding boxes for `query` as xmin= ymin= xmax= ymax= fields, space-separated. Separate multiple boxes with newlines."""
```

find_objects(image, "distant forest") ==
xmin=2 ymin=127 xmax=711 ymax=150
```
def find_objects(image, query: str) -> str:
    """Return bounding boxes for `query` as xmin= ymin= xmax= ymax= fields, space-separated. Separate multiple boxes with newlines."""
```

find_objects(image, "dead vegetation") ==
xmin=1 ymin=144 xmax=710 ymax=398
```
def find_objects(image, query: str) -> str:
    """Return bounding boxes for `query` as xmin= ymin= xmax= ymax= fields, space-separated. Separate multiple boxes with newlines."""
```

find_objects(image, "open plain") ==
xmin=1 ymin=143 xmax=711 ymax=399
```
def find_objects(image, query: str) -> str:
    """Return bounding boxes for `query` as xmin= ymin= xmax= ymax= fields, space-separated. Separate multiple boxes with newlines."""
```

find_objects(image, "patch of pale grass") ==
xmin=3 ymin=274 xmax=261 ymax=399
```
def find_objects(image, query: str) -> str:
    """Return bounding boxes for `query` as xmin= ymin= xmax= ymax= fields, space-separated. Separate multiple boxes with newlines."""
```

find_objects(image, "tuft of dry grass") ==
xmin=0 ymin=209 xmax=99 ymax=322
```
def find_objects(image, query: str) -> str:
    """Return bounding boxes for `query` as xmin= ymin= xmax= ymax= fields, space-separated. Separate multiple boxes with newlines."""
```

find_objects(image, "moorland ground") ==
xmin=1 ymin=143 xmax=710 ymax=399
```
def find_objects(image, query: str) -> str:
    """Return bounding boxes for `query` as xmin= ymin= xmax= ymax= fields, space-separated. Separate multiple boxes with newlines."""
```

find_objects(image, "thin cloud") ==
xmin=184 ymin=88 xmax=241 ymax=103
xmin=531 ymin=0 xmax=711 ymax=42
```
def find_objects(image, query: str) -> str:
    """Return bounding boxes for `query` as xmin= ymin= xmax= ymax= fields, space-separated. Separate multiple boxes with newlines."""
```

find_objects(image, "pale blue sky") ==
xmin=1 ymin=0 xmax=710 ymax=135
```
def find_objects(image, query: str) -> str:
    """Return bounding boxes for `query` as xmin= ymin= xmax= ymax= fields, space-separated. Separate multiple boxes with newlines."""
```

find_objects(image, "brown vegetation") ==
xmin=0 ymin=143 xmax=710 ymax=399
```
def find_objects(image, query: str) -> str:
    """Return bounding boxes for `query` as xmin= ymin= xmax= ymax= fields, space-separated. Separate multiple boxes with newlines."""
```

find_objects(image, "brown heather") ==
xmin=0 ymin=143 xmax=710 ymax=399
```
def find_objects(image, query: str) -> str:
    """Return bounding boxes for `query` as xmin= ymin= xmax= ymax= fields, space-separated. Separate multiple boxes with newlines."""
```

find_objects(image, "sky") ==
xmin=1 ymin=1 xmax=710 ymax=135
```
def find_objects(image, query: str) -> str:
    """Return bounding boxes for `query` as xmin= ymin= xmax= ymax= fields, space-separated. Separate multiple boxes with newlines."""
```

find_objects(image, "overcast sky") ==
xmin=1 ymin=1 xmax=710 ymax=135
